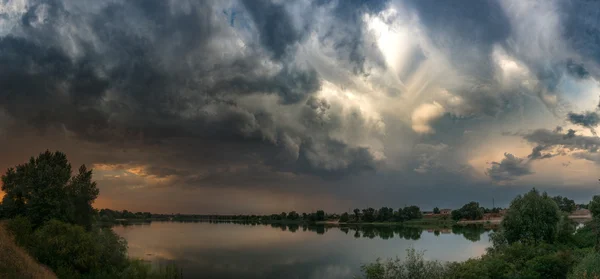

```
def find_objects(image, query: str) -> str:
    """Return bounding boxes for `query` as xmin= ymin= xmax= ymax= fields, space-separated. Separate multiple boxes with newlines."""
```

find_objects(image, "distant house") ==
xmin=483 ymin=213 xmax=502 ymax=220
xmin=572 ymin=209 xmax=590 ymax=216
xmin=440 ymin=209 xmax=452 ymax=215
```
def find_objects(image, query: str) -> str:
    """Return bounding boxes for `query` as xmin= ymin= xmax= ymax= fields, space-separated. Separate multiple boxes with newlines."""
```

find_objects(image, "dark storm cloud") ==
xmin=486 ymin=153 xmax=532 ymax=182
xmin=567 ymin=111 xmax=600 ymax=131
xmin=562 ymin=0 xmax=600 ymax=70
xmin=523 ymin=128 xmax=600 ymax=154
xmin=240 ymin=0 xmax=301 ymax=60
xmin=566 ymin=59 xmax=590 ymax=79
xmin=565 ymin=129 xmax=577 ymax=139
xmin=528 ymin=145 xmax=554 ymax=160
xmin=403 ymin=0 xmax=511 ymax=80
xmin=314 ymin=0 xmax=390 ymax=74
xmin=0 ymin=0 xmax=384 ymax=181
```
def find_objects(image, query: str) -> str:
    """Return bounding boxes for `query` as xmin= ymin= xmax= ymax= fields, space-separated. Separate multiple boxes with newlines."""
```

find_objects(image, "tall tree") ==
xmin=433 ymin=207 xmax=440 ymax=214
xmin=315 ymin=210 xmax=325 ymax=221
xmin=362 ymin=208 xmax=376 ymax=222
xmin=552 ymin=196 xmax=576 ymax=213
xmin=67 ymin=165 xmax=99 ymax=230
xmin=1 ymin=151 xmax=99 ymax=229
xmin=502 ymin=188 xmax=561 ymax=245
xmin=340 ymin=212 xmax=349 ymax=222
xmin=353 ymin=208 xmax=360 ymax=221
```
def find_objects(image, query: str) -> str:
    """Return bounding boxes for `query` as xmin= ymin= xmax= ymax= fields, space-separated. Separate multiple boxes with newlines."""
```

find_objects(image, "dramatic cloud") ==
xmin=486 ymin=153 xmax=533 ymax=182
xmin=567 ymin=111 xmax=600 ymax=133
xmin=3 ymin=0 xmax=600 ymax=212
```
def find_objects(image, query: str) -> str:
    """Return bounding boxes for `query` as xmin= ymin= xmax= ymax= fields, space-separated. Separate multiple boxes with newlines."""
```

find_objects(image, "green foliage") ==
xmin=29 ymin=220 xmax=128 ymax=277
xmin=569 ymin=252 xmax=600 ymax=279
xmin=340 ymin=212 xmax=350 ymax=222
xmin=358 ymin=248 xmax=447 ymax=279
xmin=451 ymin=202 xmax=484 ymax=221
xmin=401 ymin=206 xmax=422 ymax=221
xmin=6 ymin=216 xmax=33 ymax=247
xmin=502 ymin=188 xmax=561 ymax=245
xmin=1 ymin=151 xmax=180 ymax=279
xmin=7 ymin=217 xmax=180 ymax=279
xmin=557 ymin=212 xmax=578 ymax=244
xmin=589 ymin=195 xmax=600 ymax=251
xmin=377 ymin=207 xmax=394 ymax=222
xmin=451 ymin=210 xmax=462 ymax=221
xmin=445 ymin=243 xmax=579 ymax=279
xmin=1 ymin=151 xmax=98 ymax=229
xmin=362 ymin=208 xmax=376 ymax=222
xmin=315 ymin=210 xmax=325 ymax=221
xmin=287 ymin=211 xmax=299 ymax=220
xmin=353 ymin=208 xmax=360 ymax=221
xmin=433 ymin=207 xmax=440 ymax=214
xmin=552 ymin=196 xmax=577 ymax=213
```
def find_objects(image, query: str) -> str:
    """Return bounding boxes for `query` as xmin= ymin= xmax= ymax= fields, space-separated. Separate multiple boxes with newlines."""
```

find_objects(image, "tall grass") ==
xmin=0 ymin=221 xmax=56 ymax=279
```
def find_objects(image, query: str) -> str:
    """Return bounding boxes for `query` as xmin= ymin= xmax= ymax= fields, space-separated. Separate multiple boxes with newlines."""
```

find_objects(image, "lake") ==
xmin=113 ymin=222 xmax=492 ymax=279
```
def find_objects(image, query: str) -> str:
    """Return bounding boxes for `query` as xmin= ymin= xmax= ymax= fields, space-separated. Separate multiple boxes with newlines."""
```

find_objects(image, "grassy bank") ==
xmin=0 ymin=222 xmax=56 ymax=279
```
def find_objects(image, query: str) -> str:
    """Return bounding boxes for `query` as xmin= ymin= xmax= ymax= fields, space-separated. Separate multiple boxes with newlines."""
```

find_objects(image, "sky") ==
xmin=2 ymin=0 xmax=600 ymax=214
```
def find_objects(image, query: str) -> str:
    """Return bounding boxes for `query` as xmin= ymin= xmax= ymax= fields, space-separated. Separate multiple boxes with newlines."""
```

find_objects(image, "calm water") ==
xmin=113 ymin=222 xmax=492 ymax=279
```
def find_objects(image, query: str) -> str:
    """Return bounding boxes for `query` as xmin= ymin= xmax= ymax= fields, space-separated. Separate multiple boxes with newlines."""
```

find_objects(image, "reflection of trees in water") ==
xmin=180 ymin=221 xmax=490 ymax=242
xmin=272 ymin=224 xmax=488 ymax=241
xmin=450 ymin=225 xmax=492 ymax=242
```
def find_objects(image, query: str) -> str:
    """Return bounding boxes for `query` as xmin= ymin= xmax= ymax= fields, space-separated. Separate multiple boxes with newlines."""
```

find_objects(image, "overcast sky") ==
xmin=2 ymin=0 xmax=600 ymax=214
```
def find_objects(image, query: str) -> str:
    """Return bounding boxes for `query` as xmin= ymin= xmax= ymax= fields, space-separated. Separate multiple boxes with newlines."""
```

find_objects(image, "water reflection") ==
xmin=113 ymin=222 xmax=492 ymax=279
xmin=118 ymin=220 xmax=494 ymax=242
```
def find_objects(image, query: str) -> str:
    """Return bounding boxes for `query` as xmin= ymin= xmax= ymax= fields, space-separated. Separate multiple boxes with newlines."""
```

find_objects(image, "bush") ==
xmin=7 ymin=219 xmax=129 ymax=278
xmin=359 ymin=248 xmax=446 ymax=279
xmin=6 ymin=216 xmax=33 ymax=247
xmin=569 ymin=252 xmax=600 ymax=279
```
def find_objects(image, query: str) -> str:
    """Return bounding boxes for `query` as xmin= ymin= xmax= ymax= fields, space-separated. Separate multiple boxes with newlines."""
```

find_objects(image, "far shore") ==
xmin=456 ymin=214 xmax=592 ymax=225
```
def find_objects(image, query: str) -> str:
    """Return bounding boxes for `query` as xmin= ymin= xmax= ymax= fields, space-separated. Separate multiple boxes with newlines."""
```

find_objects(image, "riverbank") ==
xmin=0 ymin=222 xmax=56 ymax=279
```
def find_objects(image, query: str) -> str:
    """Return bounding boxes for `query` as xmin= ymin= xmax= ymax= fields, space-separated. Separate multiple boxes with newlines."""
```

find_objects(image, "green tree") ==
xmin=378 ymin=207 xmax=393 ymax=221
xmin=280 ymin=212 xmax=287 ymax=220
xmin=395 ymin=208 xmax=405 ymax=222
xmin=315 ymin=210 xmax=325 ymax=221
xmin=1 ymin=151 xmax=99 ymax=229
xmin=589 ymin=195 xmax=600 ymax=251
xmin=552 ymin=195 xmax=576 ymax=213
xmin=287 ymin=211 xmax=299 ymax=220
xmin=353 ymin=208 xmax=360 ymax=221
xmin=451 ymin=210 xmax=462 ymax=221
xmin=362 ymin=208 xmax=376 ymax=222
xmin=402 ymin=206 xmax=422 ymax=220
xmin=340 ymin=212 xmax=349 ymax=222
xmin=569 ymin=252 xmax=600 ymax=279
xmin=433 ymin=207 xmax=440 ymax=214
xmin=453 ymin=202 xmax=484 ymax=221
xmin=67 ymin=165 xmax=99 ymax=230
xmin=502 ymin=188 xmax=561 ymax=245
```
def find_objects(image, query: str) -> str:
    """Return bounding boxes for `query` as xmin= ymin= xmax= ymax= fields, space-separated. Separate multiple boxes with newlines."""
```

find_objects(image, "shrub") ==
xmin=569 ymin=252 xmax=600 ymax=279
xmin=6 ymin=216 xmax=33 ymax=247
xmin=359 ymin=248 xmax=446 ymax=279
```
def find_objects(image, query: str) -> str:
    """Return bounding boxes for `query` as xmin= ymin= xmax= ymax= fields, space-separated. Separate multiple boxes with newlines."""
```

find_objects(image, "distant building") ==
xmin=572 ymin=209 xmax=590 ymax=216
xmin=440 ymin=209 xmax=452 ymax=215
